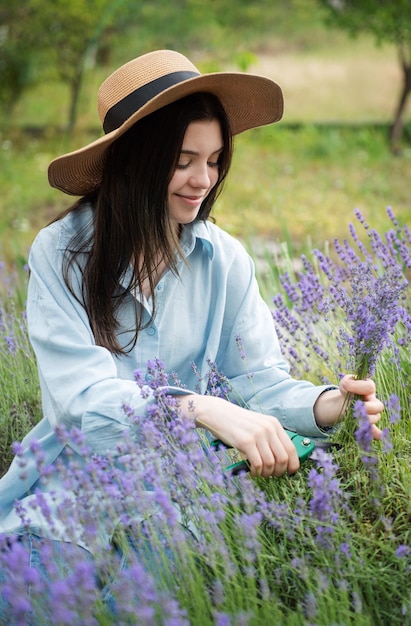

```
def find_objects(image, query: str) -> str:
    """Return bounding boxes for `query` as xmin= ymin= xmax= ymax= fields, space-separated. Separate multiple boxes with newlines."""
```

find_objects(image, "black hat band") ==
xmin=103 ymin=70 xmax=200 ymax=134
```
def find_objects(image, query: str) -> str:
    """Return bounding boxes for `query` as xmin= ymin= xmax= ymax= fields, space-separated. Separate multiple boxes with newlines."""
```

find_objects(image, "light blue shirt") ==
xmin=0 ymin=205 xmax=332 ymax=545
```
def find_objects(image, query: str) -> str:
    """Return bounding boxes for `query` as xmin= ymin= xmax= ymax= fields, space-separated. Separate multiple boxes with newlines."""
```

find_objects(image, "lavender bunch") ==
xmin=337 ymin=260 xmax=407 ymax=381
xmin=332 ymin=214 xmax=409 ymax=447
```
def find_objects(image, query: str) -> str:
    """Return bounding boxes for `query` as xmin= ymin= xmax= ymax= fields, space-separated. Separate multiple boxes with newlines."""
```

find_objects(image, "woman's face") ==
xmin=167 ymin=119 xmax=223 ymax=228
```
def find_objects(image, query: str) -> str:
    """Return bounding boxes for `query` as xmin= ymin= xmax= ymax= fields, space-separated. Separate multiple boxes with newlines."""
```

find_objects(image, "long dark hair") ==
xmin=60 ymin=92 xmax=233 ymax=355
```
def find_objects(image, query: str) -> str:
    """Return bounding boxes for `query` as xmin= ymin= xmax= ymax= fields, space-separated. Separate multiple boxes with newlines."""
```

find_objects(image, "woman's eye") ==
xmin=176 ymin=159 xmax=219 ymax=170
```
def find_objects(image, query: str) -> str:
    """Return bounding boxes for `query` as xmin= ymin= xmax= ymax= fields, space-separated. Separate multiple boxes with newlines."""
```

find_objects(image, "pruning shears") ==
xmin=210 ymin=429 xmax=316 ymax=475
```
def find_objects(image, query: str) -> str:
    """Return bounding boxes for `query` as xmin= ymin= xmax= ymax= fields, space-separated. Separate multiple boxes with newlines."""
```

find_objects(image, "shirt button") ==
xmin=156 ymin=283 xmax=163 ymax=291
xmin=147 ymin=327 xmax=156 ymax=336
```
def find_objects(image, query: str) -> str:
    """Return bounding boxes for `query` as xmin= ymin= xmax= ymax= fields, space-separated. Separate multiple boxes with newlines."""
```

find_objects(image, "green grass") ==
xmin=0 ymin=267 xmax=41 ymax=475
xmin=1 ymin=122 xmax=410 ymax=264
xmin=219 ymin=121 xmax=411 ymax=248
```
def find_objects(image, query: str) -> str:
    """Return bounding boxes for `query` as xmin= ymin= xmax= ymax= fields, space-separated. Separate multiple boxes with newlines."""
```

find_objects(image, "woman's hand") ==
xmin=314 ymin=375 xmax=384 ymax=439
xmin=177 ymin=394 xmax=300 ymax=478
xmin=339 ymin=375 xmax=384 ymax=439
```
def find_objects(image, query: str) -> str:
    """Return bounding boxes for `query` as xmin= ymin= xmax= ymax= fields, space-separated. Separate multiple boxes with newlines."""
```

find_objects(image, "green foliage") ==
xmin=317 ymin=0 xmax=411 ymax=150
xmin=0 ymin=2 xmax=37 ymax=113
xmin=0 ymin=265 xmax=41 ymax=477
xmin=0 ymin=0 xmax=332 ymax=129
xmin=1 ymin=0 xmax=147 ymax=130
xmin=318 ymin=0 xmax=411 ymax=47
xmin=0 ymin=45 xmax=33 ymax=114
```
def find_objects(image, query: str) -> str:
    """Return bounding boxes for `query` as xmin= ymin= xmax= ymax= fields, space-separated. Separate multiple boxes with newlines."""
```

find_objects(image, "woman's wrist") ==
xmin=177 ymin=393 xmax=215 ymax=428
xmin=313 ymin=388 xmax=345 ymax=428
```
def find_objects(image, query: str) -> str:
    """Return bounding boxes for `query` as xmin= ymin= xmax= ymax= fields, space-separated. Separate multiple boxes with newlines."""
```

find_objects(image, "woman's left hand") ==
xmin=339 ymin=375 xmax=384 ymax=440
xmin=314 ymin=375 xmax=384 ymax=439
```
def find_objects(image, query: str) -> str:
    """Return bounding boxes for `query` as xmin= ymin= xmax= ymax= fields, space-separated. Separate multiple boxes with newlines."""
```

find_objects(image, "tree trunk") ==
xmin=66 ymin=63 xmax=85 ymax=135
xmin=389 ymin=44 xmax=411 ymax=154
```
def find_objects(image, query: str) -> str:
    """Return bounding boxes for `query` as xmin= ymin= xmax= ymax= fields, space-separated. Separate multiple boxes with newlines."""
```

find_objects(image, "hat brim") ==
xmin=48 ymin=72 xmax=283 ymax=196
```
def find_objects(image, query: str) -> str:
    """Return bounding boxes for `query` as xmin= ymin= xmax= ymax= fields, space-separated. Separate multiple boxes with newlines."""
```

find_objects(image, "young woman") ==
xmin=0 ymin=49 xmax=383 ymax=610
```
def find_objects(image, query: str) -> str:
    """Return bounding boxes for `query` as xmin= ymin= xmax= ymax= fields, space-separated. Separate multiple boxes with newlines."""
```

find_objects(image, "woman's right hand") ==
xmin=177 ymin=394 xmax=300 ymax=478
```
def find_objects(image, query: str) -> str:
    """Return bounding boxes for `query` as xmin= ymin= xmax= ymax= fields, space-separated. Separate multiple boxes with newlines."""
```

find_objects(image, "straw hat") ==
xmin=48 ymin=49 xmax=283 ymax=196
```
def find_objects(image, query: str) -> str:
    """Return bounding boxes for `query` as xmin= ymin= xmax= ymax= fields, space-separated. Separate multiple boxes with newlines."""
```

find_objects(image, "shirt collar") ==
xmin=120 ymin=220 xmax=214 ymax=298
xmin=180 ymin=220 xmax=215 ymax=260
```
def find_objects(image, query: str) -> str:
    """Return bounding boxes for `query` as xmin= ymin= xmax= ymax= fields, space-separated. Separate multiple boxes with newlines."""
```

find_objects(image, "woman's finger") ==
xmin=340 ymin=375 xmax=376 ymax=397
xmin=371 ymin=424 xmax=382 ymax=440
xmin=250 ymin=439 xmax=276 ymax=477
xmin=276 ymin=427 xmax=300 ymax=475
xmin=363 ymin=399 xmax=383 ymax=421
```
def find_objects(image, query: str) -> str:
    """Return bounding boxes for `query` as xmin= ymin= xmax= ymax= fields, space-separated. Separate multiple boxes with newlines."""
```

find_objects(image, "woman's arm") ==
xmin=177 ymin=393 xmax=300 ymax=478
xmin=177 ymin=376 xmax=383 ymax=478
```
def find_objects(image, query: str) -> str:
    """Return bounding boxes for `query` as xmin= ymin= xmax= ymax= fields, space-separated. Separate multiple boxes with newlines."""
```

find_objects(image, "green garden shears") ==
xmin=210 ymin=429 xmax=316 ymax=475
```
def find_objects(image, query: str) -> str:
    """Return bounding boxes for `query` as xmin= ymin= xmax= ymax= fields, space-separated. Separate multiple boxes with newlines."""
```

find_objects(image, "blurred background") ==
xmin=1 ymin=0 xmax=410 ymax=266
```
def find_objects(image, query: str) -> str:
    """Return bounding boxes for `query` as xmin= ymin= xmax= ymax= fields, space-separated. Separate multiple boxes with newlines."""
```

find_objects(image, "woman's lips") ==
xmin=177 ymin=194 xmax=204 ymax=206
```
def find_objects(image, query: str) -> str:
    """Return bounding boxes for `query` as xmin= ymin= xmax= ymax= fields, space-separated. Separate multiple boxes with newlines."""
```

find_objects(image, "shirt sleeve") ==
xmin=26 ymin=226 xmax=191 ymax=456
xmin=215 ymin=244 xmax=336 ymax=437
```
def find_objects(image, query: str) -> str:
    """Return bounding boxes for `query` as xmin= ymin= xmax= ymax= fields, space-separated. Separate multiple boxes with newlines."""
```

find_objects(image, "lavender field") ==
xmin=0 ymin=208 xmax=410 ymax=625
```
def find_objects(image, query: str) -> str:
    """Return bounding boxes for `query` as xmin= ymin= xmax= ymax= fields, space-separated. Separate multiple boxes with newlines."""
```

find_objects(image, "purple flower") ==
xmin=11 ymin=441 xmax=25 ymax=456
xmin=351 ymin=591 xmax=363 ymax=614
xmin=339 ymin=260 xmax=407 ymax=378
xmin=0 ymin=539 xmax=44 ymax=624
xmin=381 ymin=428 xmax=393 ymax=453
xmin=4 ymin=334 xmax=16 ymax=353
xmin=307 ymin=449 xmax=349 ymax=546
xmin=353 ymin=400 xmax=373 ymax=453
xmin=303 ymin=591 xmax=318 ymax=620
xmin=214 ymin=612 xmax=231 ymax=626
xmin=387 ymin=394 xmax=402 ymax=424
xmin=396 ymin=545 xmax=411 ymax=558
xmin=205 ymin=359 xmax=232 ymax=399
xmin=352 ymin=400 xmax=381 ymax=479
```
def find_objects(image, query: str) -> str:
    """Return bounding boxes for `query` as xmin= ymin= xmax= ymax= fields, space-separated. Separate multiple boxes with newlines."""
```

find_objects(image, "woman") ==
xmin=0 ymin=49 xmax=383 ymax=611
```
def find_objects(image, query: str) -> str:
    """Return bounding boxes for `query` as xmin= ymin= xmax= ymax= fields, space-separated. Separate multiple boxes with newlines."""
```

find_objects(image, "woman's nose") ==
xmin=189 ymin=163 xmax=211 ymax=188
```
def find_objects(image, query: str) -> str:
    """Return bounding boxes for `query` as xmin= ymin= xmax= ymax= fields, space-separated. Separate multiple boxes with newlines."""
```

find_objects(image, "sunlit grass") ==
xmin=218 ymin=122 xmax=411 ymax=249
xmin=1 ymin=122 xmax=410 ymax=265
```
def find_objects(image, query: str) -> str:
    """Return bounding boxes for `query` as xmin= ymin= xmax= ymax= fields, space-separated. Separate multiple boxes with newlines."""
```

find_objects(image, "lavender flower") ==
xmin=353 ymin=400 xmax=373 ymax=453
xmin=396 ymin=545 xmax=411 ymax=559
xmin=303 ymin=591 xmax=318 ymax=620
xmin=205 ymin=359 xmax=232 ymax=399
xmin=338 ymin=260 xmax=407 ymax=379
xmin=2 ymin=241 xmax=410 ymax=625
xmin=4 ymin=334 xmax=16 ymax=353
xmin=352 ymin=400 xmax=381 ymax=487
xmin=307 ymin=449 xmax=349 ymax=547
xmin=381 ymin=428 xmax=393 ymax=453
xmin=387 ymin=394 xmax=402 ymax=424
